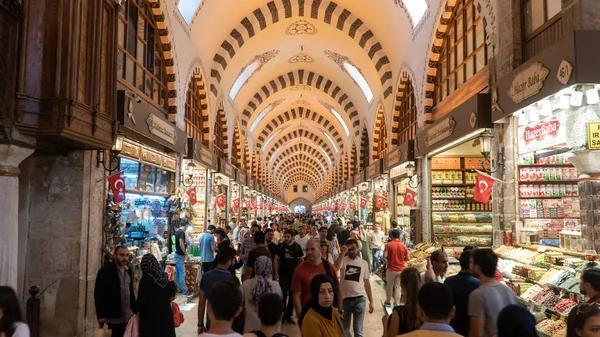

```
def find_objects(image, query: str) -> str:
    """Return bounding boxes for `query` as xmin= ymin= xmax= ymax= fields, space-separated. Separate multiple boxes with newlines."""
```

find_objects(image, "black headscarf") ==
xmin=141 ymin=254 xmax=170 ymax=288
xmin=298 ymin=274 xmax=335 ymax=326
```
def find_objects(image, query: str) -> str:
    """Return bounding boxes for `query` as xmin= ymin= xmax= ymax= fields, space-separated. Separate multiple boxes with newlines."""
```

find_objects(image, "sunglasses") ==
xmin=576 ymin=303 xmax=600 ymax=315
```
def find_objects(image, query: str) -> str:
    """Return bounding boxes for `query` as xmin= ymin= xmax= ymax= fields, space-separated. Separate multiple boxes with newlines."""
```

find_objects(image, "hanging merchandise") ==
xmin=216 ymin=193 xmax=226 ymax=208
xmin=403 ymin=189 xmax=417 ymax=207
xmin=376 ymin=194 xmax=387 ymax=209
xmin=108 ymin=171 xmax=126 ymax=203
xmin=360 ymin=197 xmax=368 ymax=209
xmin=474 ymin=173 xmax=495 ymax=204
xmin=245 ymin=200 xmax=251 ymax=209
xmin=233 ymin=198 xmax=240 ymax=209
xmin=186 ymin=188 xmax=197 ymax=205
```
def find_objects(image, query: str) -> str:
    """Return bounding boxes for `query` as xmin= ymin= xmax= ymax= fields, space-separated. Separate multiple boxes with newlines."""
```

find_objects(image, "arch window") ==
xmin=184 ymin=74 xmax=206 ymax=143
xmin=360 ymin=127 xmax=370 ymax=170
xmin=232 ymin=125 xmax=241 ymax=168
xmin=117 ymin=0 xmax=168 ymax=111
xmin=213 ymin=107 xmax=227 ymax=159
xmin=435 ymin=0 xmax=488 ymax=104
xmin=351 ymin=144 xmax=358 ymax=176
xmin=395 ymin=78 xmax=417 ymax=145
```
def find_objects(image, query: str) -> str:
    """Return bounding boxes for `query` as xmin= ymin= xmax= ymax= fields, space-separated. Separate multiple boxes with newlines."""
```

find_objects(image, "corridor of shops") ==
xmin=4 ymin=0 xmax=600 ymax=336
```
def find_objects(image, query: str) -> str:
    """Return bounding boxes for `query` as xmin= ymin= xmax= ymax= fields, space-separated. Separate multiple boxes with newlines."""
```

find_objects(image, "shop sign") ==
xmin=518 ymin=111 xmax=566 ymax=154
xmin=237 ymin=171 xmax=247 ymax=185
xmin=508 ymin=62 xmax=550 ymax=104
xmin=557 ymin=60 xmax=573 ymax=85
xmin=146 ymin=114 xmax=178 ymax=145
xmin=385 ymin=148 xmax=402 ymax=170
xmin=366 ymin=160 xmax=383 ymax=180
xmin=587 ymin=122 xmax=600 ymax=149
xmin=220 ymin=159 xmax=234 ymax=179
xmin=426 ymin=117 xmax=456 ymax=147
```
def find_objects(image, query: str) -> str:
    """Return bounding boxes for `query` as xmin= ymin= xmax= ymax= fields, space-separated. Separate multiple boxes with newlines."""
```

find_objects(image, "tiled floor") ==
xmin=175 ymin=273 xmax=388 ymax=337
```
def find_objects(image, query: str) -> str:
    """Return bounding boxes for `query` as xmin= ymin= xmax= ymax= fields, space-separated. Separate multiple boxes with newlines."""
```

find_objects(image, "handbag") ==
xmin=123 ymin=314 xmax=140 ymax=337
xmin=171 ymin=301 xmax=185 ymax=327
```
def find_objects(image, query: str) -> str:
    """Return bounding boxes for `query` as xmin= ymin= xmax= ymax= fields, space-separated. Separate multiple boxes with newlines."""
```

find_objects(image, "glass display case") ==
xmin=432 ymin=212 xmax=493 ymax=247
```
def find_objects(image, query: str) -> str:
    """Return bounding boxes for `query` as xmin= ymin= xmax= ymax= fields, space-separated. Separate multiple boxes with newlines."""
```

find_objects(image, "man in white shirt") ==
xmin=294 ymin=225 xmax=311 ymax=256
xmin=369 ymin=224 xmax=385 ymax=273
xmin=422 ymin=250 xmax=449 ymax=284
xmin=335 ymin=239 xmax=374 ymax=337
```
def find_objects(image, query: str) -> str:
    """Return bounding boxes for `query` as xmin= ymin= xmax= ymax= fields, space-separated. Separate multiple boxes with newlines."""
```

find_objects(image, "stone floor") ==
xmin=174 ymin=274 xmax=389 ymax=337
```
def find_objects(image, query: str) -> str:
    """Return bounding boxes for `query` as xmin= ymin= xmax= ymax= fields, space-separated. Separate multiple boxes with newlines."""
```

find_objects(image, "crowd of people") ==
xmin=0 ymin=212 xmax=584 ymax=337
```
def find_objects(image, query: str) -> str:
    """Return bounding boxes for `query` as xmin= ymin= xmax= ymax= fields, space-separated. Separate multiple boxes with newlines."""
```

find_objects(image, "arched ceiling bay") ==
xmin=178 ymin=0 xmax=439 ymax=200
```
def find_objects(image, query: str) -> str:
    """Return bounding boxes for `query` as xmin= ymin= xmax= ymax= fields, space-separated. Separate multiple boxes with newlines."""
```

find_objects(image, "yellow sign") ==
xmin=588 ymin=122 xmax=600 ymax=149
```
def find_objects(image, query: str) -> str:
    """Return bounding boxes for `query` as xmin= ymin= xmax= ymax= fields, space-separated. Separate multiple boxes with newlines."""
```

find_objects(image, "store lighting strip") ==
xmin=427 ymin=130 xmax=486 ymax=157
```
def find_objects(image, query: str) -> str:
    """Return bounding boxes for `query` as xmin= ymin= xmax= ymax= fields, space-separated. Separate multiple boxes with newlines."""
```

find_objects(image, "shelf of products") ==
xmin=495 ymin=245 xmax=593 ymax=337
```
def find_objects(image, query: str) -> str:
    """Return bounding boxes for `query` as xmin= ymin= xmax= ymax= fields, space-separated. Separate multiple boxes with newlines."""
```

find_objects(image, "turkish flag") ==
xmin=341 ymin=204 xmax=347 ymax=211
xmin=375 ymin=194 xmax=387 ymax=209
xmin=244 ymin=200 xmax=251 ymax=208
xmin=108 ymin=171 xmax=126 ymax=203
xmin=474 ymin=173 xmax=494 ymax=204
xmin=233 ymin=198 xmax=240 ymax=209
xmin=186 ymin=188 xmax=197 ymax=205
xmin=403 ymin=189 xmax=416 ymax=206
xmin=360 ymin=197 xmax=368 ymax=209
xmin=215 ymin=193 xmax=226 ymax=208
xmin=349 ymin=201 xmax=356 ymax=210
xmin=252 ymin=201 xmax=257 ymax=209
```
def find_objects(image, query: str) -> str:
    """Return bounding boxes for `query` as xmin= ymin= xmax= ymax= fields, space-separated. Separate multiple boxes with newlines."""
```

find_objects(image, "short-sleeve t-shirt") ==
xmin=199 ymin=232 xmax=215 ymax=263
xmin=468 ymin=284 xmax=516 ymax=337
xmin=385 ymin=240 xmax=409 ymax=271
xmin=339 ymin=256 xmax=369 ymax=299
xmin=199 ymin=267 xmax=240 ymax=299
xmin=277 ymin=242 xmax=304 ymax=275
xmin=291 ymin=261 xmax=340 ymax=308
xmin=175 ymin=229 xmax=187 ymax=256
xmin=247 ymin=247 xmax=272 ymax=275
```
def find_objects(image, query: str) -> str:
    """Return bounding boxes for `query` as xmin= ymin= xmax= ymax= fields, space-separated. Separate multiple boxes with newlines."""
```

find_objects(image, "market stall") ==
xmin=184 ymin=139 xmax=216 ymax=242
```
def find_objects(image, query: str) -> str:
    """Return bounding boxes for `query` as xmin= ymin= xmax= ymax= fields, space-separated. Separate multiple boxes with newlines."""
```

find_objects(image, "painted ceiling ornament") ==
xmin=285 ymin=19 xmax=317 ymax=35
xmin=288 ymin=52 xmax=314 ymax=64
xmin=234 ymin=49 xmax=280 ymax=89
xmin=318 ymin=100 xmax=336 ymax=111
xmin=323 ymin=49 xmax=367 ymax=90
xmin=292 ymin=99 xmax=311 ymax=106
xmin=290 ymin=84 xmax=312 ymax=91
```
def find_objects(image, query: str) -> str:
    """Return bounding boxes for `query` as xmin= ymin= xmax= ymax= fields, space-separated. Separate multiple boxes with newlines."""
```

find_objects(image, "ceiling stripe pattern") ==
xmin=274 ymin=152 xmax=326 ymax=179
xmin=242 ymin=69 xmax=359 ymax=136
xmin=372 ymin=105 xmax=388 ymax=160
xmin=392 ymin=73 xmax=410 ymax=146
xmin=208 ymin=0 xmax=393 ymax=99
xmin=266 ymin=129 xmax=334 ymax=163
xmin=272 ymin=147 xmax=329 ymax=176
xmin=255 ymin=107 xmax=343 ymax=149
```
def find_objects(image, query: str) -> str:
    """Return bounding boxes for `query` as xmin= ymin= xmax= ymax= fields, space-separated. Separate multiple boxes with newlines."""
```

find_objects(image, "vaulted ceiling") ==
xmin=168 ymin=0 xmax=446 ymax=202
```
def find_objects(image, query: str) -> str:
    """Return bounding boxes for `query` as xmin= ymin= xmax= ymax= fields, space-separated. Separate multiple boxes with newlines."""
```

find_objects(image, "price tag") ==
xmin=569 ymin=293 xmax=575 ymax=300
xmin=551 ymin=314 xmax=558 ymax=321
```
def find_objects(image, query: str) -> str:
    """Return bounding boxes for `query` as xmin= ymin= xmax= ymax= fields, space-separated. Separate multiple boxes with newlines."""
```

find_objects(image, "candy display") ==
xmin=536 ymin=319 xmax=566 ymax=337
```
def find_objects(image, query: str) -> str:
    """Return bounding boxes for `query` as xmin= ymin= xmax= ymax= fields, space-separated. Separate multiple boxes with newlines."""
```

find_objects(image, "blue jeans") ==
xmin=174 ymin=254 xmax=188 ymax=293
xmin=343 ymin=295 xmax=366 ymax=337
xmin=372 ymin=248 xmax=382 ymax=272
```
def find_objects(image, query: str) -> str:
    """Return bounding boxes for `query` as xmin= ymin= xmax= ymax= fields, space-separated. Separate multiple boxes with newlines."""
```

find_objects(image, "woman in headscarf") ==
xmin=241 ymin=256 xmax=282 ymax=333
xmin=137 ymin=254 xmax=176 ymax=337
xmin=497 ymin=305 xmax=538 ymax=337
xmin=299 ymin=274 xmax=345 ymax=337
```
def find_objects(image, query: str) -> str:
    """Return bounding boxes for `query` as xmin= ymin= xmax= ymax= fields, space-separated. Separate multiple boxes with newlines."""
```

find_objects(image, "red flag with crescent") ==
xmin=403 ymin=189 xmax=416 ymax=206
xmin=108 ymin=171 xmax=126 ymax=203
xmin=186 ymin=188 xmax=197 ymax=205
xmin=245 ymin=200 xmax=251 ymax=208
xmin=341 ymin=204 xmax=347 ymax=211
xmin=233 ymin=198 xmax=240 ymax=209
xmin=359 ymin=197 xmax=368 ymax=209
xmin=349 ymin=201 xmax=356 ymax=210
xmin=474 ymin=173 xmax=494 ymax=204
xmin=375 ymin=194 xmax=387 ymax=209
xmin=216 ymin=193 xmax=226 ymax=208
xmin=252 ymin=201 xmax=257 ymax=209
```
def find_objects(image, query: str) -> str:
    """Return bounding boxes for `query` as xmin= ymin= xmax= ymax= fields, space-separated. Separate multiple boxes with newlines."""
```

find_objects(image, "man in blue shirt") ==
xmin=199 ymin=225 xmax=216 ymax=273
xmin=444 ymin=250 xmax=481 ymax=336
xmin=400 ymin=282 xmax=462 ymax=337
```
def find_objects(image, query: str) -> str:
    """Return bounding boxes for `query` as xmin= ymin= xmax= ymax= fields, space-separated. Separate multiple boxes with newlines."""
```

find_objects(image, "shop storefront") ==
xmin=183 ymin=139 xmax=216 ymax=242
xmin=212 ymin=158 xmax=235 ymax=227
xmin=494 ymin=31 xmax=600 ymax=255
xmin=353 ymin=171 xmax=365 ymax=219
xmin=416 ymin=93 xmax=493 ymax=248
xmin=384 ymin=140 xmax=419 ymax=242
xmin=365 ymin=159 xmax=388 ymax=231
xmin=236 ymin=170 xmax=248 ymax=221
xmin=114 ymin=90 xmax=188 ymax=261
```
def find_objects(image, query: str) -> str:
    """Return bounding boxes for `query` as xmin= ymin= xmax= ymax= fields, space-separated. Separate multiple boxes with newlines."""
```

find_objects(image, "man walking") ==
xmin=274 ymin=229 xmax=304 ymax=324
xmin=244 ymin=231 xmax=271 ymax=279
xmin=294 ymin=224 xmax=310 ymax=256
xmin=174 ymin=221 xmax=193 ymax=297
xmin=199 ymin=224 xmax=216 ymax=273
xmin=94 ymin=246 xmax=137 ymax=337
xmin=444 ymin=250 xmax=480 ymax=336
xmin=233 ymin=220 xmax=245 ymax=252
xmin=292 ymin=239 xmax=342 ymax=316
xmin=383 ymin=229 xmax=410 ymax=307
xmin=370 ymin=224 xmax=385 ymax=273
xmin=335 ymin=239 xmax=374 ymax=337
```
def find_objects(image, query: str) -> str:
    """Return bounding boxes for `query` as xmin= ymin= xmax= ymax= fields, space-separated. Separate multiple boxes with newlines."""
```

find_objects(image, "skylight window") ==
xmin=318 ymin=146 xmax=333 ymax=165
xmin=249 ymin=105 xmax=274 ymax=133
xmin=262 ymin=129 xmax=283 ymax=152
xmin=177 ymin=0 xmax=203 ymax=25
xmin=230 ymin=61 xmax=260 ymax=100
xmin=403 ymin=0 xmax=427 ymax=27
xmin=343 ymin=62 xmax=373 ymax=103
xmin=330 ymin=108 xmax=350 ymax=136
xmin=322 ymin=132 xmax=338 ymax=153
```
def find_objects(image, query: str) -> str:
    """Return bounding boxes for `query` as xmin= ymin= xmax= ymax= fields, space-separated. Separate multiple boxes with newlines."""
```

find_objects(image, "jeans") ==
xmin=343 ymin=296 xmax=366 ymax=337
xmin=385 ymin=269 xmax=402 ymax=306
xmin=280 ymin=274 xmax=295 ymax=319
xmin=174 ymin=254 xmax=188 ymax=294
xmin=372 ymin=248 xmax=382 ymax=272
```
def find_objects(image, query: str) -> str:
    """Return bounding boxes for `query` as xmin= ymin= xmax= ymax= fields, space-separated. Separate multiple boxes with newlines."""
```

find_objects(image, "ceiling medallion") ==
xmin=292 ymin=99 xmax=311 ymax=106
xmin=290 ymin=84 xmax=311 ymax=91
xmin=288 ymin=53 xmax=314 ymax=64
xmin=285 ymin=20 xmax=317 ymax=35
xmin=235 ymin=49 xmax=280 ymax=88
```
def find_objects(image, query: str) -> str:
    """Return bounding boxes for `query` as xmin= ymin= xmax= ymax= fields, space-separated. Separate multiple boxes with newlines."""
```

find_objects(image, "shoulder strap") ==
xmin=322 ymin=258 xmax=332 ymax=277
xmin=250 ymin=331 xmax=268 ymax=337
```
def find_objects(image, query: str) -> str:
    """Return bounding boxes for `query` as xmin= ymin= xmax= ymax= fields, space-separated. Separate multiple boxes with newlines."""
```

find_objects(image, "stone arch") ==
xmin=231 ymin=122 xmax=241 ymax=167
xmin=214 ymin=102 xmax=228 ymax=158
xmin=182 ymin=64 xmax=210 ymax=145
xmin=351 ymin=143 xmax=357 ymax=175
xmin=242 ymin=70 xmax=359 ymax=136
xmin=360 ymin=124 xmax=370 ymax=170
xmin=265 ymin=129 xmax=335 ymax=164
xmin=243 ymin=141 xmax=250 ymax=173
xmin=393 ymin=70 xmax=417 ymax=146
xmin=373 ymin=104 xmax=388 ymax=160
xmin=209 ymin=0 xmax=392 ymax=99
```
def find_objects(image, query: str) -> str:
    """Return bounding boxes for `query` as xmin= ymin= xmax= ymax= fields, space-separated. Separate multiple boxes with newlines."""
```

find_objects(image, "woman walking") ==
xmin=137 ymin=254 xmax=176 ymax=337
xmin=241 ymin=256 xmax=282 ymax=333
xmin=383 ymin=268 xmax=421 ymax=337
xmin=0 ymin=287 xmax=29 ymax=337
xmin=298 ymin=274 xmax=345 ymax=337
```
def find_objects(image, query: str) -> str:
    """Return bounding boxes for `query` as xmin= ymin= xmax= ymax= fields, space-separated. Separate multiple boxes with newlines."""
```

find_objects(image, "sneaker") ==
xmin=183 ymin=291 xmax=194 ymax=298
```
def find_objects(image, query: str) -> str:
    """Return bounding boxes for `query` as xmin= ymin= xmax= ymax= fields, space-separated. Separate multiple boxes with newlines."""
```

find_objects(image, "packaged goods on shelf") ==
xmin=536 ymin=319 xmax=566 ymax=337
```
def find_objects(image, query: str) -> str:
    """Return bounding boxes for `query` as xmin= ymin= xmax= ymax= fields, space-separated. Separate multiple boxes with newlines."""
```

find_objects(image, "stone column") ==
xmin=0 ymin=144 xmax=34 ymax=288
